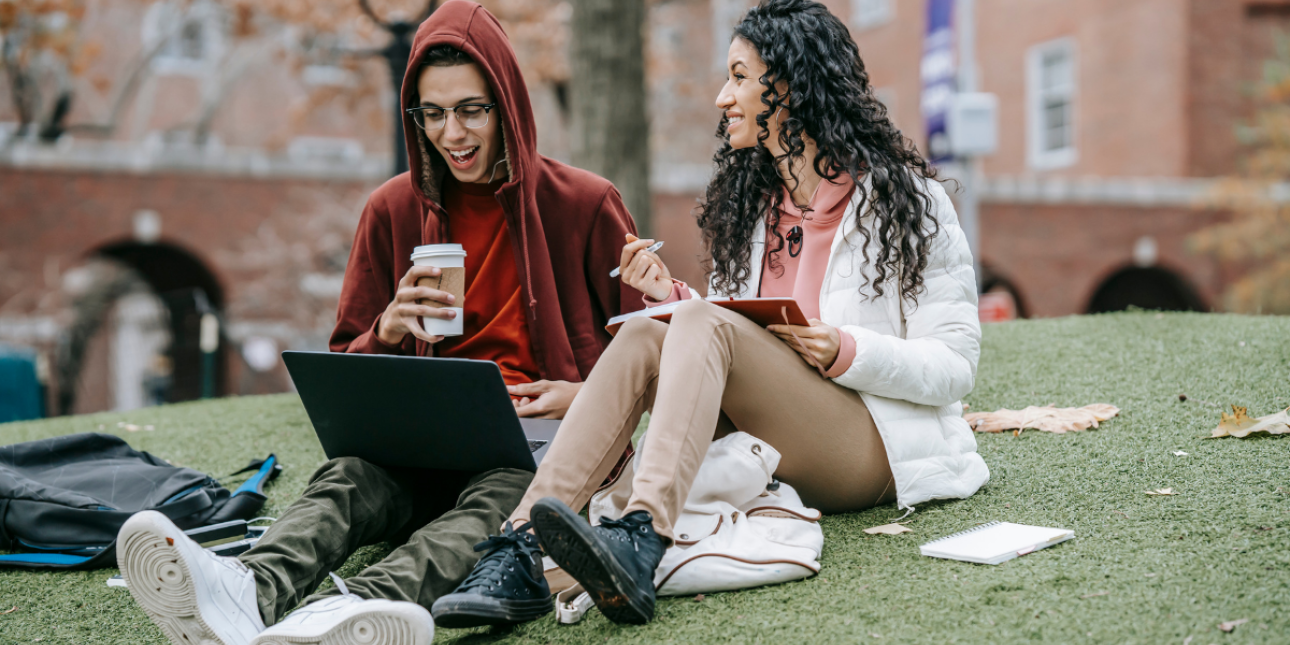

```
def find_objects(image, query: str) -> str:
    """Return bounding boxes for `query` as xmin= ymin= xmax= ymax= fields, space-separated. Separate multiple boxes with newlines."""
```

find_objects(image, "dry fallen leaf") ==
xmin=965 ymin=404 xmax=1120 ymax=435
xmin=1209 ymin=406 xmax=1290 ymax=438
xmin=0 ymin=606 xmax=15 ymax=614
xmin=864 ymin=523 xmax=912 ymax=535
xmin=1219 ymin=618 xmax=1250 ymax=632
xmin=1144 ymin=488 xmax=1176 ymax=496
xmin=1172 ymin=450 xmax=1189 ymax=456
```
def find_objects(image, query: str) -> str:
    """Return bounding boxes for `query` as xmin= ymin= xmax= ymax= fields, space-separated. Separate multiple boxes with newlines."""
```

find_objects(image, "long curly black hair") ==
xmin=697 ymin=0 xmax=942 ymax=303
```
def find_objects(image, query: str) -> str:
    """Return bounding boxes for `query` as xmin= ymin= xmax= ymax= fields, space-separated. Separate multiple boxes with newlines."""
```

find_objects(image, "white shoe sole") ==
xmin=118 ymin=511 xmax=236 ymax=645
xmin=250 ymin=602 xmax=433 ymax=645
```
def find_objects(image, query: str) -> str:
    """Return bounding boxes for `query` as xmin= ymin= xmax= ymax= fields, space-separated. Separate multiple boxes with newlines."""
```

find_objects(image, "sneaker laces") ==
xmin=278 ymin=574 xmax=360 ymax=625
xmin=598 ymin=515 xmax=653 ymax=553
xmin=457 ymin=522 xmax=539 ymax=593
xmin=328 ymin=572 xmax=354 ymax=597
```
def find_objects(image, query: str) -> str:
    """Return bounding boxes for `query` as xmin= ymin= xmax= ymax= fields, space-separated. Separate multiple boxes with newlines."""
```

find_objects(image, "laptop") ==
xmin=282 ymin=352 xmax=558 ymax=472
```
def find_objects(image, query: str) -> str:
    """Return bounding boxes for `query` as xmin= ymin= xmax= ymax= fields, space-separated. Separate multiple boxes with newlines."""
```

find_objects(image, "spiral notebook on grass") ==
xmin=605 ymin=296 xmax=809 ymax=335
xmin=919 ymin=522 xmax=1074 ymax=565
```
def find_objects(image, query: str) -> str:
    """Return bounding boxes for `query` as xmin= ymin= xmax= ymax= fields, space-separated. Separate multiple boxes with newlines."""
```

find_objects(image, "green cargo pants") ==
xmin=238 ymin=456 xmax=533 ymax=625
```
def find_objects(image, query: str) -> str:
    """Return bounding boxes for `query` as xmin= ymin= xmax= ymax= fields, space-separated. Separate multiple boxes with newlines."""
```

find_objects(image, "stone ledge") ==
xmin=0 ymin=139 xmax=391 ymax=182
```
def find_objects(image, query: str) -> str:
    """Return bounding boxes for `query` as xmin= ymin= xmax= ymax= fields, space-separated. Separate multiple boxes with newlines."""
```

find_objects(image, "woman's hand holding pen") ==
xmin=767 ymin=319 xmax=842 ymax=370
xmin=618 ymin=234 xmax=674 ymax=301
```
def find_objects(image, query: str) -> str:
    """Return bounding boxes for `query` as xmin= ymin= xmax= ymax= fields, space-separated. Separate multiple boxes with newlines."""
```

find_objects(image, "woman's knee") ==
xmin=620 ymin=315 xmax=667 ymax=339
xmin=613 ymin=317 xmax=668 ymax=357
xmin=670 ymin=298 xmax=728 ymax=333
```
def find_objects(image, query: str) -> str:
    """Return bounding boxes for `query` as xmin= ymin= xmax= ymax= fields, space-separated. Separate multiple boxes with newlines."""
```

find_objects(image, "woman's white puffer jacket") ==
xmin=708 ymin=176 xmax=989 ymax=510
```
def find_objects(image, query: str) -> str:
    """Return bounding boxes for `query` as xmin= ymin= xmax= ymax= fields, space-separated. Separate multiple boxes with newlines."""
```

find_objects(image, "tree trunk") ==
xmin=569 ymin=0 xmax=652 ymax=234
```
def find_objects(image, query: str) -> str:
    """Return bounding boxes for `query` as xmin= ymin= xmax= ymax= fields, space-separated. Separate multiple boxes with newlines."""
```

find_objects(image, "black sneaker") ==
xmin=430 ymin=522 xmax=553 ymax=628
xmin=530 ymin=498 xmax=665 ymax=625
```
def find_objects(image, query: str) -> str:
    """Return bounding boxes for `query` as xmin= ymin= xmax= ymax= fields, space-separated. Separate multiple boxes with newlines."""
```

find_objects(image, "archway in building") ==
xmin=1085 ymin=266 xmax=1207 ymax=314
xmin=96 ymin=241 xmax=228 ymax=405
xmin=58 ymin=242 xmax=228 ymax=414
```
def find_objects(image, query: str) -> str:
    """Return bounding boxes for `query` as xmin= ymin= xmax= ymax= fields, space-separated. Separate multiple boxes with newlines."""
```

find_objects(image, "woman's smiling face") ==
xmin=715 ymin=37 xmax=783 ymax=150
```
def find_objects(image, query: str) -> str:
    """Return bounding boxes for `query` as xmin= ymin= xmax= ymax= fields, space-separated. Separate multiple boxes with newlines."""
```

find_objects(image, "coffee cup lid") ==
xmin=411 ymin=243 xmax=466 ymax=259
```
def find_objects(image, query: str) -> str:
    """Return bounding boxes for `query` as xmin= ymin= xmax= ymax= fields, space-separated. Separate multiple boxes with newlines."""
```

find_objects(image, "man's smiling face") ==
xmin=416 ymin=62 xmax=505 ymax=184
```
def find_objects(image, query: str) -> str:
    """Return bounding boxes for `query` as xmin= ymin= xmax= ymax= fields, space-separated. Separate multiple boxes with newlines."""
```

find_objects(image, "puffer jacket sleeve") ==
xmin=830 ymin=180 xmax=981 ymax=406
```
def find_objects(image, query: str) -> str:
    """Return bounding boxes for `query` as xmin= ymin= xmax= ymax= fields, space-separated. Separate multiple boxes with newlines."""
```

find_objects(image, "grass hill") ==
xmin=1 ymin=312 xmax=1287 ymax=644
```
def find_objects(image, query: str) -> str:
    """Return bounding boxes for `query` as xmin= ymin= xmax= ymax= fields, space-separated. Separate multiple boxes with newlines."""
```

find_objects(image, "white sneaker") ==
xmin=250 ymin=579 xmax=433 ymax=645
xmin=117 ymin=510 xmax=266 ymax=645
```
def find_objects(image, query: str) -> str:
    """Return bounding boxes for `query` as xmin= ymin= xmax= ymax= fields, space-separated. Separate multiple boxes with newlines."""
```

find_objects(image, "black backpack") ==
xmin=0 ymin=432 xmax=280 ymax=570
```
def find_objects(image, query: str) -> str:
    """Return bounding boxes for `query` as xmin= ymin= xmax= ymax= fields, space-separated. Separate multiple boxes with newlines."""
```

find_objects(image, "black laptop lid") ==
xmin=282 ymin=352 xmax=539 ymax=472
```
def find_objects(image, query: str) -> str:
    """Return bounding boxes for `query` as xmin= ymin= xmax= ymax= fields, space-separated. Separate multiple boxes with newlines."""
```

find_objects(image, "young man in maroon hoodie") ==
xmin=113 ymin=3 xmax=642 ymax=644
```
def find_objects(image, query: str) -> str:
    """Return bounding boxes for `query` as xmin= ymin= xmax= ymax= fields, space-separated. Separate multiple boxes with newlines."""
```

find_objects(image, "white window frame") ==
xmin=851 ymin=0 xmax=895 ymax=32
xmin=300 ymin=32 xmax=355 ymax=87
xmin=1026 ymin=38 xmax=1078 ymax=170
xmin=142 ymin=0 xmax=225 ymax=76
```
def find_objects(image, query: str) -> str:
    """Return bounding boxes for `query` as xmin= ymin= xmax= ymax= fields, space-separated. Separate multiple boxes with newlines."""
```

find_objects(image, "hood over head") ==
xmin=400 ymin=0 xmax=537 ymax=205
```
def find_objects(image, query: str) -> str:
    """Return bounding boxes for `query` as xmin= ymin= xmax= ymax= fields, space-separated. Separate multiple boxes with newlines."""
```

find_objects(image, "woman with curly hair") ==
xmin=433 ymin=0 xmax=988 ymax=627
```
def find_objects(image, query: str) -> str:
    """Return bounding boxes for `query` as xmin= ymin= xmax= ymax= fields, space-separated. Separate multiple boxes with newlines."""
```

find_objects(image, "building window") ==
xmin=851 ymin=0 xmax=894 ymax=31
xmin=143 ymin=1 xmax=225 ymax=75
xmin=1027 ymin=38 xmax=1077 ymax=169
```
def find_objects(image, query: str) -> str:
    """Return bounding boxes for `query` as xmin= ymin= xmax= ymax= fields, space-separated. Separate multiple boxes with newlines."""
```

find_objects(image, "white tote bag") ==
xmin=556 ymin=431 xmax=822 ymax=622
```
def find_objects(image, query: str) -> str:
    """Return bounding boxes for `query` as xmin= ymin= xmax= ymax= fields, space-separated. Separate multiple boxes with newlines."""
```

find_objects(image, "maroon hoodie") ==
xmin=330 ymin=0 xmax=643 ymax=382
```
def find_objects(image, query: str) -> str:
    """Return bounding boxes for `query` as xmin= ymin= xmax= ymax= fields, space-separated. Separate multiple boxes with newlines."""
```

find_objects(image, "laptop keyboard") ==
xmin=527 ymin=440 xmax=549 ymax=453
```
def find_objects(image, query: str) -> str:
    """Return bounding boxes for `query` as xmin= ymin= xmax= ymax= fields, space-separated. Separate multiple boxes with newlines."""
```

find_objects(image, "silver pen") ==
xmin=610 ymin=240 xmax=665 ymax=278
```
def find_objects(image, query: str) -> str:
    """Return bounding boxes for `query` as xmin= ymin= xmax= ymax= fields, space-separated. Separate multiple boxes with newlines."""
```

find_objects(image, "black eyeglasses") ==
xmin=405 ymin=103 xmax=497 ymax=131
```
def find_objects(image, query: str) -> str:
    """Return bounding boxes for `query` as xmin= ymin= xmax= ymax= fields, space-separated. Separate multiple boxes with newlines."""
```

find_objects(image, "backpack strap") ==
xmin=153 ymin=486 xmax=216 ymax=523
xmin=230 ymin=455 xmax=281 ymax=498
xmin=206 ymin=455 xmax=280 ymax=526
xmin=0 ymin=553 xmax=94 ymax=567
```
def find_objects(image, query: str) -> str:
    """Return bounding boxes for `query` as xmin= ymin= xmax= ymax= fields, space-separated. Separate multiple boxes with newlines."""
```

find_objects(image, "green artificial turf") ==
xmin=1 ymin=312 xmax=1288 ymax=644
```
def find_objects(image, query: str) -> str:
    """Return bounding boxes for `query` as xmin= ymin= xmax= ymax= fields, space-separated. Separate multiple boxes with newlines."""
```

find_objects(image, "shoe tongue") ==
xmin=622 ymin=510 xmax=654 ymax=525
xmin=312 ymin=594 xmax=363 ymax=612
xmin=282 ymin=593 xmax=362 ymax=625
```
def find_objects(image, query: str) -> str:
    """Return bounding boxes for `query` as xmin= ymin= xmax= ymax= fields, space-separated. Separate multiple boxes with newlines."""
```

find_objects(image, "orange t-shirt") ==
xmin=434 ymin=177 xmax=541 ymax=386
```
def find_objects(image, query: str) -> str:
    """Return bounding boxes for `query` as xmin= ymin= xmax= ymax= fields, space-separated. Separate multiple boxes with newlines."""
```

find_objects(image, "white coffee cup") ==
xmin=410 ymin=244 xmax=467 ymax=337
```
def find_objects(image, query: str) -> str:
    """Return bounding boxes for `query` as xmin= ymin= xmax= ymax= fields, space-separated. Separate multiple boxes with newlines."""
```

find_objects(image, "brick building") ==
xmin=647 ymin=0 xmax=1282 ymax=318
xmin=834 ymin=0 xmax=1281 ymax=318
xmin=0 ymin=0 xmax=1275 ymax=415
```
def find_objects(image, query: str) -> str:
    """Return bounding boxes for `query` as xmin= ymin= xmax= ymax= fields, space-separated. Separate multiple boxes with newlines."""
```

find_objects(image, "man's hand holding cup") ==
xmin=377 ymin=265 xmax=458 ymax=346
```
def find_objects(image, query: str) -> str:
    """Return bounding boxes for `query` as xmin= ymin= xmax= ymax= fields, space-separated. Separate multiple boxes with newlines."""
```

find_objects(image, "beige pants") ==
xmin=509 ymin=299 xmax=895 ymax=542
